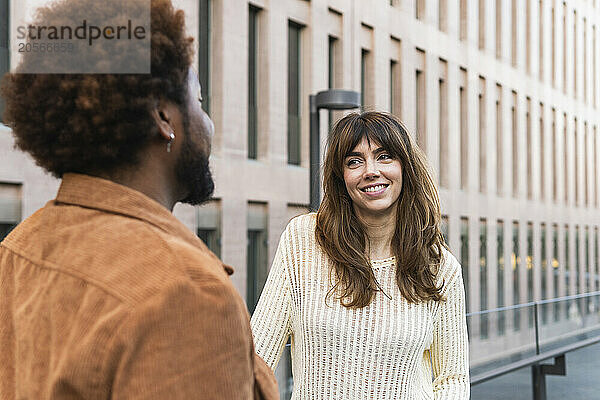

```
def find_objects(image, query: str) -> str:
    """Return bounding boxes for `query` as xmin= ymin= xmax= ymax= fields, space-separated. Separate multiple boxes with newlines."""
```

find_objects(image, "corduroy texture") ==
xmin=251 ymin=213 xmax=469 ymax=399
xmin=0 ymin=173 xmax=278 ymax=400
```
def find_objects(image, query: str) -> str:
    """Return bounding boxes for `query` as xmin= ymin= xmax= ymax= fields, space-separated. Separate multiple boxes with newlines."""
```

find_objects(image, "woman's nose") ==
xmin=363 ymin=159 xmax=380 ymax=179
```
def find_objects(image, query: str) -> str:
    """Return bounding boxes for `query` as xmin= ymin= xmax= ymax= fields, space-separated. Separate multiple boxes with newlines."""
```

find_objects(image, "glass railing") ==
xmin=468 ymin=291 xmax=600 ymax=377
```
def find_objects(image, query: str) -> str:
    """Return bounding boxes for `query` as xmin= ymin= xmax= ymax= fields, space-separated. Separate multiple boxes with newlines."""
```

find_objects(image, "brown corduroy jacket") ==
xmin=0 ymin=173 xmax=278 ymax=399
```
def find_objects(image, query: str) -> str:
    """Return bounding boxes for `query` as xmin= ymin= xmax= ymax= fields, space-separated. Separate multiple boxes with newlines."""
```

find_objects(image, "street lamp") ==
xmin=309 ymin=89 xmax=361 ymax=212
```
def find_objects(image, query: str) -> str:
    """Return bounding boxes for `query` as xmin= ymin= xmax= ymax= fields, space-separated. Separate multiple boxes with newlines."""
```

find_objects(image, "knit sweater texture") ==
xmin=251 ymin=213 xmax=470 ymax=399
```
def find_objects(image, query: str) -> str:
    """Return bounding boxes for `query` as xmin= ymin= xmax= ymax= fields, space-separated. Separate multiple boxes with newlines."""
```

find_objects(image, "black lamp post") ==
xmin=309 ymin=89 xmax=361 ymax=212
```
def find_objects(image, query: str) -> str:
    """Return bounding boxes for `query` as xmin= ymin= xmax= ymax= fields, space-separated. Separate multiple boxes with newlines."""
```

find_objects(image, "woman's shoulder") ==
xmin=277 ymin=213 xmax=324 ymax=276
xmin=283 ymin=212 xmax=317 ymax=237
xmin=279 ymin=212 xmax=323 ymax=261
xmin=436 ymin=247 xmax=463 ymax=289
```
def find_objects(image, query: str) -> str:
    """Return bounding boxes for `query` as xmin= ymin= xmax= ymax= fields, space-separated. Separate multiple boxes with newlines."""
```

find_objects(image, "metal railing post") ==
xmin=531 ymin=364 xmax=546 ymax=400
xmin=534 ymin=302 xmax=540 ymax=355
xmin=532 ymin=301 xmax=543 ymax=400
xmin=532 ymin=355 xmax=566 ymax=400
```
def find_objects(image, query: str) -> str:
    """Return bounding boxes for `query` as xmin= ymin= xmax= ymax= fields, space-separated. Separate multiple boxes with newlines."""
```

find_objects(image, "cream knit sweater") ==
xmin=251 ymin=214 xmax=470 ymax=399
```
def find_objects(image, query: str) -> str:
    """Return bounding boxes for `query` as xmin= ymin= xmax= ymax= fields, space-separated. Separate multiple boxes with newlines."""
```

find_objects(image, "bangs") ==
xmin=333 ymin=113 xmax=404 ymax=160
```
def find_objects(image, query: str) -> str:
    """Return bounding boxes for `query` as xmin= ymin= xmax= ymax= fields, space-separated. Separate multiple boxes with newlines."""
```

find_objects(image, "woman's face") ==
xmin=342 ymin=136 xmax=403 ymax=220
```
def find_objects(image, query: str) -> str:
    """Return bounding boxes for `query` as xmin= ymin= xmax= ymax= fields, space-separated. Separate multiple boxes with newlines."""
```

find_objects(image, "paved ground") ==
xmin=471 ymin=342 xmax=600 ymax=400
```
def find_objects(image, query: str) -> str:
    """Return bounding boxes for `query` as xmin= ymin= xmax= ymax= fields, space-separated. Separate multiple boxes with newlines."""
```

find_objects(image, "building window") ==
xmin=562 ymin=2 xmax=567 ymax=93
xmin=563 ymin=113 xmax=568 ymax=204
xmin=573 ymin=10 xmax=577 ymax=99
xmin=585 ymin=226 xmax=590 ymax=312
xmin=390 ymin=59 xmax=398 ymax=115
xmin=595 ymin=227 xmax=599 ymax=303
xmin=551 ymin=5 xmax=556 ymax=86
xmin=594 ymin=25 xmax=597 ymax=108
xmin=199 ymin=0 xmax=211 ymax=115
xmin=585 ymin=123 xmax=589 ymax=206
xmin=415 ymin=48 xmax=426 ymax=151
xmin=527 ymin=222 xmax=534 ymax=327
xmin=541 ymin=223 xmax=548 ymax=323
xmin=479 ymin=77 xmax=486 ymax=193
xmin=460 ymin=69 xmax=468 ymax=190
xmin=584 ymin=18 xmax=588 ymax=103
xmin=460 ymin=0 xmax=468 ymax=41
xmin=526 ymin=98 xmax=532 ymax=199
xmin=460 ymin=217 xmax=469 ymax=312
xmin=361 ymin=44 xmax=375 ymax=109
xmin=248 ymin=5 xmax=260 ymax=159
xmin=390 ymin=37 xmax=402 ymax=117
xmin=0 ymin=183 xmax=21 ymax=242
xmin=540 ymin=103 xmax=545 ymax=200
xmin=0 ymin=0 xmax=9 ymax=121
xmin=416 ymin=67 xmax=426 ymax=151
xmin=416 ymin=0 xmax=425 ymax=20
xmin=574 ymin=118 xmax=579 ymax=206
xmin=511 ymin=0 xmax=517 ymax=66
xmin=496 ymin=84 xmax=503 ymax=196
xmin=361 ymin=49 xmax=369 ymax=107
xmin=439 ymin=59 xmax=448 ymax=187
xmin=525 ymin=0 xmax=531 ymax=73
xmin=565 ymin=224 xmax=570 ymax=296
xmin=552 ymin=108 xmax=557 ymax=202
xmin=592 ymin=125 xmax=600 ymax=208
xmin=497 ymin=220 xmax=505 ymax=335
xmin=496 ymin=0 xmax=502 ymax=59
xmin=539 ymin=0 xmax=544 ymax=79
xmin=478 ymin=0 xmax=485 ymax=50
xmin=512 ymin=91 xmax=518 ymax=197
xmin=288 ymin=22 xmax=303 ymax=166
xmin=512 ymin=221 xmax=520 ymax=330
xmin=479 ymin=218 xmax=488 ymax=338
xmin=247 ymin=202 xmax=268 ymax=313
xmin=552 ymin=224 xmax=560 ymax=321
xmin=575 ymin=225 xmax=580 ymax=295
xmin=328 ymin=35 xmax=338 ymax=129
xmin=196 ymin=200 xmax=222 ymax=258
xmin=439 ymin=0 xmax=448 ymax=32
xmin=0 ymin=223 xmax=14 ymax=241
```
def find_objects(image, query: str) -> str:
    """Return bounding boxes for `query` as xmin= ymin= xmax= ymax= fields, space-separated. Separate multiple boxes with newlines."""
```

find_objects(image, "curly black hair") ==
xmin=0 ymin=0 xmax=194 ymax=177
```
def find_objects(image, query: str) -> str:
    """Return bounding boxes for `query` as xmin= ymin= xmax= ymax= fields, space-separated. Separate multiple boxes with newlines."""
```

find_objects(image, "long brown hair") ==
xmin=315 ymin=111 xmax=445 ymax=308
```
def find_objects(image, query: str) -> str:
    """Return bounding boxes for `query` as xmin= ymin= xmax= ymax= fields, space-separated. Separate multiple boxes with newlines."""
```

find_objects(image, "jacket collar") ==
xmin=55 ymin=173 xmax=233 ymax=275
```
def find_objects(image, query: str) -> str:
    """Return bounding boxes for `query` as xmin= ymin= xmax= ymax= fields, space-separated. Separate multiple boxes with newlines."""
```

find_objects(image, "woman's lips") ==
xmin=360 ymin=184 xmax=389 ymax=196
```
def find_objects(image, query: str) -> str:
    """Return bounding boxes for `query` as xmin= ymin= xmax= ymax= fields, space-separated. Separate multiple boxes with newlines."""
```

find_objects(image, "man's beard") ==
xmin=175 ymin=115 xmax=215 ymax=206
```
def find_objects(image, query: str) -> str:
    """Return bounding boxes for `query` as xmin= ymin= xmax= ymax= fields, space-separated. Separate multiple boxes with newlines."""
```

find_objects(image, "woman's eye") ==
xmin=378 ymin=153 xmax=392 ymax=161
xmin=346 ymin=159 xmax=360 ymax=167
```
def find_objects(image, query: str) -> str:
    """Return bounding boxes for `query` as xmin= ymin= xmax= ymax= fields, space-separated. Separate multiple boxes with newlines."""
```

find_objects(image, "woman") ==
xmin=251 ymin=111 xmax=469 ymax=399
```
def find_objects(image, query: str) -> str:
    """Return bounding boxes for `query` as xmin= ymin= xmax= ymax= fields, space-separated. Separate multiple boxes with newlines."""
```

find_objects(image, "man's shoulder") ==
xmin=94 ymin=223 xmax=233 ymax=307
xmin=3 ymin=202 xmax=231 ymax=308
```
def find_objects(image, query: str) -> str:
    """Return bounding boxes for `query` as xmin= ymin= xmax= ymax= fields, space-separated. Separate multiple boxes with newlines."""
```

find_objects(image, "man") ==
xmin=0 ymin=0 xmax=278 ymax=398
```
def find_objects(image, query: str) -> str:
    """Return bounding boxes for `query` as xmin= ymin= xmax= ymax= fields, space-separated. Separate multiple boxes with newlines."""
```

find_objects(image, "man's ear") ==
xmin=151 ymin=101 xmax=175 ymax=140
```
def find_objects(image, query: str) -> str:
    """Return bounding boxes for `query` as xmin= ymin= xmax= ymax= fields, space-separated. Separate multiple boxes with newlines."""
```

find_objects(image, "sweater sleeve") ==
xmin=431 ymin=254 xmax=471 ymax=399
xmin=251 ymin=226 xmax=294 ymax=371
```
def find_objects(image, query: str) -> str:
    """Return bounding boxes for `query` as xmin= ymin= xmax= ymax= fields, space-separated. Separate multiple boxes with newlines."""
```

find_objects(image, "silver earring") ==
xmin=167 ymin=132 xmax=175 ymax=153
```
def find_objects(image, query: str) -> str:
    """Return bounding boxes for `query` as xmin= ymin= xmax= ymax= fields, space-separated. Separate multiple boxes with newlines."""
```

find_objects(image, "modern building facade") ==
xmin=2 ymin=0 xmax=600 ymax=396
